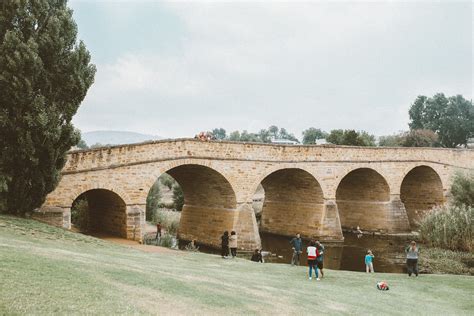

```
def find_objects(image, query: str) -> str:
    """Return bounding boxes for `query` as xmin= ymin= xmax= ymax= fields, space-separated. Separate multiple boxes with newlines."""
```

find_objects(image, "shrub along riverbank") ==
xmin=1 ymin=215 xmax=473 ymax=315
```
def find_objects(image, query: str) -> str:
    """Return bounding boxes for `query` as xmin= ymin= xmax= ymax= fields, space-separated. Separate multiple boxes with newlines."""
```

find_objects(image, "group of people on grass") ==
xmin=290 ymin=233 xmax=325 ymax=280
xmin=365 ymin=241 xmax=420 ymax=276
xmin=220 ymin=231 xmax=238 ymax=258
xmin=364 ymin=240 xmax=420 ymax=277
xmin=219 ymin=230 xmax=421 ymax=278
xmin=220 ymin=231 xmax=263 ymax=262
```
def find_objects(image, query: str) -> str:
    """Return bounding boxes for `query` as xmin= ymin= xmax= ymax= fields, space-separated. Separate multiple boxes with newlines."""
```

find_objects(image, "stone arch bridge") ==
xmin=37 ymin=139 xmax=474 ymax=250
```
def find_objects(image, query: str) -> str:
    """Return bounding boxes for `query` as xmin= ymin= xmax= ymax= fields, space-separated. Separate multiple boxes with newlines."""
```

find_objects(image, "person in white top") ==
xmin=229 ymin=231 xmax=238 ymax=258
xmin=307 ymin=240 xmax=320 ymax=280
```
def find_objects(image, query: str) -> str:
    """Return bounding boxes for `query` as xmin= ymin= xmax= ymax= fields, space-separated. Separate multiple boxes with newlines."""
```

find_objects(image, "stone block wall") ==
xmin=400 ymin=166 xmax=445 ymax=227
xmin=260 ymin=168 xmax=326 ymax=238
xmin=32 ymin=207 xmax=70 ymax=229
xmin=178 ymin=205 xmax=237 ymax=248
xmin=38 ymin=139 xmax=473 ymax=250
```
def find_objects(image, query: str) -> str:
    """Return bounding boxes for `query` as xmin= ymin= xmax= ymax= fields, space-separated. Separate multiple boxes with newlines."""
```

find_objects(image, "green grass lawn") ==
xmin=1 ymin=215 xmax=473 ymax=315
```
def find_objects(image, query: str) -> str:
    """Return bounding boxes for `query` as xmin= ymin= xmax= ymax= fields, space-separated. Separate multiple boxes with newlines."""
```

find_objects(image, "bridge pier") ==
xmin=234 ymin=203 xmax=261 ymax=250
xmin=126 ymin=205 xmax=145 ymax=241
xmin=319 ymin=199 xmax=343 ymax=240
xmin=386 ymin=195 xmax=411 ymax=232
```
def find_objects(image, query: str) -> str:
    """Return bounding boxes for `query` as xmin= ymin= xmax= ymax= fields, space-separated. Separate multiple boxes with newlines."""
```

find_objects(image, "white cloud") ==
xmin=73 ymin=1 xmax=472 ymax=139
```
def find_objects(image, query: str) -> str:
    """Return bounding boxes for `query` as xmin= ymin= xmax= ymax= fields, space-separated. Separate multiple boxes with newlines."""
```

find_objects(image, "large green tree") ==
xmin=378 ymin=129 xmax=439 ymax=147
xmin=0 ymin=0 xmax=96 ymax=214
xmin=216 ymin=125 xmax=299 ymax=143
xmin=326 ymin=129 xmax=375 ymax=146
xmin=302 ymin=127 xmax=328 ymax=144
xmin=211 ymin=128 xmax=226 ymax=140
xmin=408 ymin=94 xmax=473 ymax=147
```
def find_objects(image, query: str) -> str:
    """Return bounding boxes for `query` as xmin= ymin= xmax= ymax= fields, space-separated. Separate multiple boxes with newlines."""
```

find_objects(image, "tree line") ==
xmin=209 ymin=93 xmax=473 ymax=148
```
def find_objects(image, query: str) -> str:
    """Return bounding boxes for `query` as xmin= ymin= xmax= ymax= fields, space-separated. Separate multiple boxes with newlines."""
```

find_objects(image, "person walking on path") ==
xmin=406 ymin=241 xmax=420 ymax=277
xmin=365 ymin=250 xmax=375 ymax=273
xmin=156 ymin=222 xmax=162 ymax=240
xmin=316 ymin=241 xmax=325 ymax=278
xmin=290 ymin=233 xmax=303 ymax=266
xmin=251 ymin=249 xmax=263 ymax=263
xmin=221 ymin=231 xmax=229 ymax=258
xmin=229 ymin=231 xmax=238 ymax=258
xmin=307 ymin=241 xmax=320 ymax=280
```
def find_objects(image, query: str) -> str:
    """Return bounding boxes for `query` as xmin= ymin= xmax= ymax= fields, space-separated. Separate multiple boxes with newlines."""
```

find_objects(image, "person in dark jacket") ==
xmin=290 ymin=233 xmax=303 ymax=266
xmin=316 ymin=241 xmax=325 ymax=278
xmin=221 ymin=231 xmax=229 ymax=258
xmin=251 ymin=249 xmax=263 ymax=263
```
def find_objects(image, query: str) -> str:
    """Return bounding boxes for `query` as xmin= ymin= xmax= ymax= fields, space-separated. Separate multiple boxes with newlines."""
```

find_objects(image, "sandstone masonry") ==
xmin=38 ymin=139 xmax=474 ymax=250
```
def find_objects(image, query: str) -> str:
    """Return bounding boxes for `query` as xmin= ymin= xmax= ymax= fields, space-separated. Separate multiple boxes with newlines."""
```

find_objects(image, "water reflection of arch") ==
xmin=256 ymin=167 xmax=325 ymax=238
xmin=400 ymin=165 xmax=445 ymax=227
xmin=335 ymin=168 xmax=391 ymax=231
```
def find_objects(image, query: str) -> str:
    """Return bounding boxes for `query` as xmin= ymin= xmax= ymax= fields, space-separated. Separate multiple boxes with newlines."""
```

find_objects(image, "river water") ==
xmin=182 ymin=232 xmax=415 ymax=273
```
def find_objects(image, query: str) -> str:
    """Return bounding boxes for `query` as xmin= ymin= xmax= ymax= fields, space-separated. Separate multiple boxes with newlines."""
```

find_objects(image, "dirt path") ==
xmin=95 ymin=234 xmax=181 ymax=255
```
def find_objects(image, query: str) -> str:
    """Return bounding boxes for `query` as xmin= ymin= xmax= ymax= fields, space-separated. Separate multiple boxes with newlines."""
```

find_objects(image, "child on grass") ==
xmin=365 ymin=250 xmax=375 ymax=273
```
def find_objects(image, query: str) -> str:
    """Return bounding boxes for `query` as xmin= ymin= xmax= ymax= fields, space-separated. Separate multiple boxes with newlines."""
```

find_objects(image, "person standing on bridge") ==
xmin=229 ymin=231 xmax=238 ymax=258
xmin=221 ymin=231 xmax=229 ymax=258
xmin=290 ymin=233 xmax=303 ymax=266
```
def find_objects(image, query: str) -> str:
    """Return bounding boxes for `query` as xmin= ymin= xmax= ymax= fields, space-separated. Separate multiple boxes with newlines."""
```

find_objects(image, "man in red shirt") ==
xmin=156 ymin=222 xmax=162 ymax=240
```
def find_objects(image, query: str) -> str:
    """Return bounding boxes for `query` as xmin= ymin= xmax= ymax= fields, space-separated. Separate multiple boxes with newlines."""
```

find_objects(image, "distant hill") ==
xmin=81 ymin=130 xmax=162 ymax=146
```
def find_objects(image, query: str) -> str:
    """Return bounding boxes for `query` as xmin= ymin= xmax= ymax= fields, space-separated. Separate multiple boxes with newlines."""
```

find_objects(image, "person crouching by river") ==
xmin=221 ymin=231 xmax=229 ymax=258
xmin=290 ymin=233 xmax=303 ymax=266
xmin=251 ymin=249 xmax=263 ymax=263
xmin=406 ymin=241 xmax=420 ymax=277
xmin=229 ymin=231 xmax=238 ymax=258
xmin=307 ymin=241 xmax=320 ymax=280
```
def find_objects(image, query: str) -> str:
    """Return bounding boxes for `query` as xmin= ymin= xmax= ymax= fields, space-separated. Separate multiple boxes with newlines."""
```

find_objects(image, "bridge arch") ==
xmin=146 ymin=163 xmax=238 ymax=248
xmin=336 ymin=167 xmax=391 ymax=231
xmin=71 ymin=188 xmax=128 ymax=238
xmin=400 ymin=165 xmax=445 ymax=227
xmin=65 ymin=182 xmax=132 ymax=209
xmin=257 ymin=167 xmax=325 ymax=238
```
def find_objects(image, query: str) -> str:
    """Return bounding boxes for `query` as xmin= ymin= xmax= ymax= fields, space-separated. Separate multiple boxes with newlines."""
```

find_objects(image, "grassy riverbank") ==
xmin=0 ymin=215 xmax=473 ymax=315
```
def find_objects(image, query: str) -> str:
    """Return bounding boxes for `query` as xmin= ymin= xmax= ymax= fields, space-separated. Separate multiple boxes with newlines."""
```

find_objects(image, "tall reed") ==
xmin=419 ymin=204 xmax=473 ymax=252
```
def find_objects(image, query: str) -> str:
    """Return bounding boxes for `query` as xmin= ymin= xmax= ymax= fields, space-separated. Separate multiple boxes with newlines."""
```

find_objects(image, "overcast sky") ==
xmin=69 ymin=0 xmax=473 ymax=139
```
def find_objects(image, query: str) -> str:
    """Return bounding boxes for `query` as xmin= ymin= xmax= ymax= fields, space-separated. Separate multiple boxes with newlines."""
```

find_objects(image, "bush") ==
xmin=146 ymin=180 xmax=161 ymax=221
xmin=71 ymin=199 xmax=90 ymax=232
xmin=160 ymin=173 xmax=176 ymax=190
xmin=158 ymin=233 xmax=175 ymax=248
xmin=451 ymin=171 xmax=474 ymax=208
xmin=419 ymin=204 xmax=473 ymax=252
xmin=153 ymin=209 xmax=181 ymax=236
xmin=419 ymin=247 xmax=473 ymax=275
xmin=172 ymin=185 xmax=184 ymax=211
